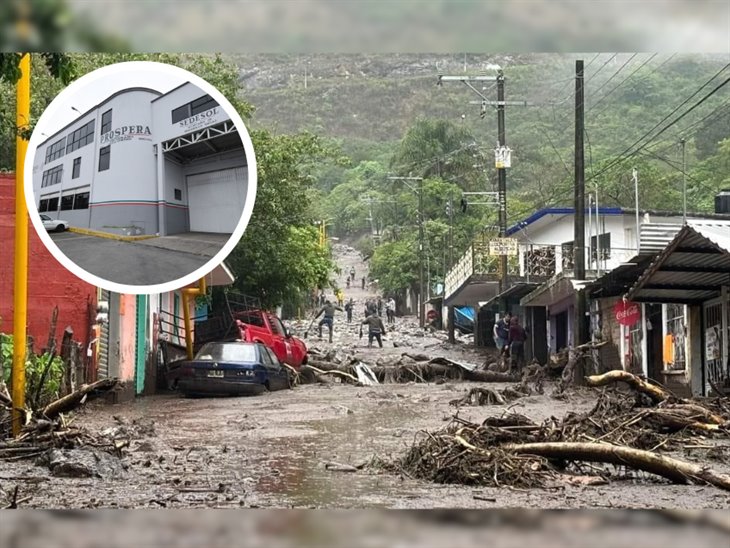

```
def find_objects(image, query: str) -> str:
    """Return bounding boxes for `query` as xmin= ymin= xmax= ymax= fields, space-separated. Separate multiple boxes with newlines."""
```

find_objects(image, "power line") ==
xmin=588 ymin=53 xmax=656 ymax=113
xmin=587 ymin=63 xmax=730 ymax=182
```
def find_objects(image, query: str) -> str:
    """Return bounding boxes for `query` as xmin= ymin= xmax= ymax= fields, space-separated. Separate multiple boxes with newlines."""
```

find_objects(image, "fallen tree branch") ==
xmin=585 ymin=370 xmax=672 ymax=403
xmin=40 ymin=378 xmax=118 ymax=419
xmin=502 ymin=441 xmax=730 ymax=491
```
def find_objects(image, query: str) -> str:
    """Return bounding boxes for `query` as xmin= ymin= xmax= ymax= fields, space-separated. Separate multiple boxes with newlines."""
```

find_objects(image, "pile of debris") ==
xmin=0 ymin=379 xmax=120 ymax=462
xmin=384 ymin=371 xmax=730 ymax=492
xmin=291 ymin=349 xmax=519 ymax=387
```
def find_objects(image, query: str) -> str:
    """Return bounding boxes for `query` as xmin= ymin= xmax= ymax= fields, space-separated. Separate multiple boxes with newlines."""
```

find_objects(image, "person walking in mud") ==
xmin=360 ymin=312 xmax=387 ymax=348
xmin=361 ymin=276 xmax=366 ymax=290
xmin=336 ymin=288 xmax=345 ymax=307
xmin=493 ymin=312 xmax=511 ymax=361
xmin=385 ymin=297 xmax=396 ymax=325
xmin=344 ymin=298 xmax=354 ymax=323
xmin=314 ymin=300 xmax=343 ymax=343
xmin=377 ymin=296 xmax=383 ymax=317
xmin=507 ymin=315 xmax=527 ymax=375
xmin=350 ymin=266 xmax=356 ymax=282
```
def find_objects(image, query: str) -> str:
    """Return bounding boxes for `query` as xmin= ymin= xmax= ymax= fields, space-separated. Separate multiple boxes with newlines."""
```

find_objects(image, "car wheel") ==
xmin=57 ymin=224 xmax=67 ymax=232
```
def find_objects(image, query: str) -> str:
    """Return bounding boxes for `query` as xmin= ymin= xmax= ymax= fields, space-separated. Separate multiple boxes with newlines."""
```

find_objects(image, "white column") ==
xmin=156 ymin=145 xmax=166 ymax=236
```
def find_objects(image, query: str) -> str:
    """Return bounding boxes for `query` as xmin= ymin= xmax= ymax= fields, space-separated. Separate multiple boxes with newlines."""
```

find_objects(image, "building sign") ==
xmin=489 ymin=237 xmax=519 ymax=256
xmin=495 ymin=146 xmax=512 ymax=168
xmin=177 ymin=107 xmax=222 ymax=131
xmin=614 ymin=299 xmax=641 ymax=326
xmin=100 ymin=125 xmax=152 ymax=145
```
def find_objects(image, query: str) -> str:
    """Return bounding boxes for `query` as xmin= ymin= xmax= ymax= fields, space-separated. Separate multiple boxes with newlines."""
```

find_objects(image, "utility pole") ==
xmin=12 ymin=53 xmax=31 ymax=436
xmin=448 ymin=196 xmax=454 ymax=267
xmin=438 ymin=73 xmax=527 ymax=293
xmin=496 ymin=70 xmax=508 ymax=290
xmin=680 ymin=137 xmax=687 ymax=224
xmin=388 ymin=176 xmax=425 ymax=327
xmin=633 ymin=168 xmax=640 ymax=254
xmin=574 ymin=59 xmax=588 ymax=350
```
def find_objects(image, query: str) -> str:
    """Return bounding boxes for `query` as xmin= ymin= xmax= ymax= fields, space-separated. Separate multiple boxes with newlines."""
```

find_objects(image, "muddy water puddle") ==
xmin=249 ymin=402 xmax=429 ymax=507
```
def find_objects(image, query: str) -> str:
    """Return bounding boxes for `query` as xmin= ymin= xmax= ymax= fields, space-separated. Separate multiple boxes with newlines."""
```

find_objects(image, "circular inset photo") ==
xmin=25 ymin=61 xmax=256 ymax=294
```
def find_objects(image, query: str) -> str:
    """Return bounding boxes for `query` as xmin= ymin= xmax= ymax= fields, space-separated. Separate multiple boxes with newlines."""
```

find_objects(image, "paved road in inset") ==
xmin=49 ymin=232 xmax=215 ymax=287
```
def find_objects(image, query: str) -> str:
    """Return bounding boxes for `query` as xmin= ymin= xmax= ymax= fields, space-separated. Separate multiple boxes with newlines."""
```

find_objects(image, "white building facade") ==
xmin=33 ymin=83 xmax=248 ymax=236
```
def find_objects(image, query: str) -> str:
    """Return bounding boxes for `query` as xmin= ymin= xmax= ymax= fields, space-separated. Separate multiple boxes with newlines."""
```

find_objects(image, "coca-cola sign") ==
xmin=614 ymin=300 xmax=641 ymax=326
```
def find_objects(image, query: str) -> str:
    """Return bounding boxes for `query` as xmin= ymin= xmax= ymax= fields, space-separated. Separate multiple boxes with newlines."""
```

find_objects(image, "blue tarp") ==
xmin=454 ymin=306 xmax=474 ymax=333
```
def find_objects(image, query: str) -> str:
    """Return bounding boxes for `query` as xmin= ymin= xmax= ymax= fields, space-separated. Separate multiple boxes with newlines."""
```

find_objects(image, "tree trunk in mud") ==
xmin=502 ymin=441 xmax=730 ymax=492
xmin=584 ymin=370 xmax=671 ymax=403
xmin=306 ymin=359 xmax=518 ymax=384
xmin=41 ymin=378 xmax=118 ymax=419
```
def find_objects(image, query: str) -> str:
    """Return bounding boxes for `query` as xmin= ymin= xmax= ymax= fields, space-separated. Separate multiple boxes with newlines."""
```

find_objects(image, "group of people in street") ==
xmin=492 ymin=312 xmax=527 ymax=374
xmin=310 ymin=259 xmax=400 ymax=348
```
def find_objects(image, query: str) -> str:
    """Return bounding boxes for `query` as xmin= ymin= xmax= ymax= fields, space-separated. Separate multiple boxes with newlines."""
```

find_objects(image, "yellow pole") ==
xmin=181 ymin=277 xmax=207 ymax=360
xmin=12 ymin=53 xmax=31 ymax=436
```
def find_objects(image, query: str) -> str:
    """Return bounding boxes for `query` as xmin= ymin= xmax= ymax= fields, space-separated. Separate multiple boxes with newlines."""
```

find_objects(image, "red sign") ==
xmin=614 ymin=300 xmax=641 ymax=326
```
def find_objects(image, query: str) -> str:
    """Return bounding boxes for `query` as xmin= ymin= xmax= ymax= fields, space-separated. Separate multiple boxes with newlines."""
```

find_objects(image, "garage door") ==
xmin=187 ymin=167 xmax=247 ymax=233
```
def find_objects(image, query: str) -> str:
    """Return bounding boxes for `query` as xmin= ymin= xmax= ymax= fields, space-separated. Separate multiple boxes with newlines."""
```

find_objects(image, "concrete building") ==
xmin=443 ymin=206 xmax=730 ymax=396
xmin=33 ymin=83 xmax=248 ymax=237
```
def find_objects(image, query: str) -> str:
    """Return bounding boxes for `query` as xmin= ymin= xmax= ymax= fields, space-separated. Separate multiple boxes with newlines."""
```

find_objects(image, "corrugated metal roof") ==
xmin=640 ymin=221 xmax=730 ymax=253
xmin=628 ymin=225 xmax=730 ymax=304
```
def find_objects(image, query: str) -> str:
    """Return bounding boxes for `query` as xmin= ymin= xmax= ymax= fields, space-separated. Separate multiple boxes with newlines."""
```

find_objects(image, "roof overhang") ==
xmin=481 ymin=282 xmax=540 ymax=309
xmin=628 ymin=225 xmax=730 ymax=305
xmin=196 ymin=261 xmax=235 ymax=287
xmin=520 ymin=274 xmax=592 ymax=308
xmin=444 ymin=279 xmax=501 ymax=307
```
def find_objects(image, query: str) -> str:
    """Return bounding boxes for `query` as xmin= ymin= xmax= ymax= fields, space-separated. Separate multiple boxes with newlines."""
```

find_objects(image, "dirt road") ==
xmin=2 ymin=244 xmax=729 ymax=509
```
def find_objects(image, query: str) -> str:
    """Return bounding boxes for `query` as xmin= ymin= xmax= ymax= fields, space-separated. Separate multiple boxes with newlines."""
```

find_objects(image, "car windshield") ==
xmin=195 ymin=343 xmax=257 ymax=363
xmin=40 ymin=214 xmax=50 ymax=220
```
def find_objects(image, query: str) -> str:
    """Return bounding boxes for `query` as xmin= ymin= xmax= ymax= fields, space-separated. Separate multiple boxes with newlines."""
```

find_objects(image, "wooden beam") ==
xmin=643 ymin=283 xmax=723 ymax=292
xmin=633 ymin=297 xmax=707 ymax=305
xmin=659 ymin=265 xmax=730 ymax=274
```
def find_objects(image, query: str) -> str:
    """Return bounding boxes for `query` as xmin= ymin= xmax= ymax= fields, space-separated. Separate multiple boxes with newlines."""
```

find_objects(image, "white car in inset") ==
xmin=40 ymin=214 xmax=69 ymax=232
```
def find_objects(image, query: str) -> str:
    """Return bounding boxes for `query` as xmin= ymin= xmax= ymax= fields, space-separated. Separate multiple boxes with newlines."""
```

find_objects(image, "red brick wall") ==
xmin=0 ymin=174 xmax=96 ymax=352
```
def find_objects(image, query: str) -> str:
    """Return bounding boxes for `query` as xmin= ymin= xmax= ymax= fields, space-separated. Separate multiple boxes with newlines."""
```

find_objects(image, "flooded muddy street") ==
xmin=3 ymin=376 xmax=729 ymax=509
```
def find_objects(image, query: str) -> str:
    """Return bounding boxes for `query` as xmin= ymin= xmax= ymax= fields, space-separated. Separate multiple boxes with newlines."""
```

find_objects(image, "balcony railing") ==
xmin=444 ymin=239 xmax=641 ymax=301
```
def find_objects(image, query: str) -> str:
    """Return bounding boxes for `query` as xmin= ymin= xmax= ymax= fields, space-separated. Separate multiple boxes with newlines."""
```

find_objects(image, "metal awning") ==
xmin=587 ymin=254 xmax=657 ymax=299
xmin=520 ymin=273 xmax=592 ymax=308
xmin=628 ymin=225 xmax=730 ymax=305
xmin=444 ymin=279 xmax=500 ymax=306
xmin=481 ymin=282 xmax=540 ymax=309
xmin=162 ymin=120 xmax=244 ymax=163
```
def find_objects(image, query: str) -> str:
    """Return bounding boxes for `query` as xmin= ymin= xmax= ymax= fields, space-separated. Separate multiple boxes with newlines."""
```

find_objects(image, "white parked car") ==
xmin=40 ymin=214 xmax=69 ymax=232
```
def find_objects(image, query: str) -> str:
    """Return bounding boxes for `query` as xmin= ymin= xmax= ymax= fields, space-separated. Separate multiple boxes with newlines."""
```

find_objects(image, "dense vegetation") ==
xmin=236 ymin=53 xmax=730 ymax=299
xmin=0 ymin=53 xmax=336 ymax=310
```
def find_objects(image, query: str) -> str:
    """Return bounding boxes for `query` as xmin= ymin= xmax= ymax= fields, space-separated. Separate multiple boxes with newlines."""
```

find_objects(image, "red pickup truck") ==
xmin=233 ymin=310 xmax=308 ymax=368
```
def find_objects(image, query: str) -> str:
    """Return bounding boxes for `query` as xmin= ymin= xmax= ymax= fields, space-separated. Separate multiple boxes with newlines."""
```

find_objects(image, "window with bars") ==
xmin=45 ymin=137 xmax=66 ymax=163
xmin=664 ymin=303 xmax=686 ymax=371
xmin=590 ymin=233 xmax=611 ymax=262
xmin=41 ymin=165 xmax=63 ymax=188
xmin=66 ymin=120 xmax=95 ymax=153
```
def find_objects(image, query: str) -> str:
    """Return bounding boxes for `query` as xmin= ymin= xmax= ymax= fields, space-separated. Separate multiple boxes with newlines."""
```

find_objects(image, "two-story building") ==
xmin=33 ymin=82 xmax=248 ymax=237
xmin=443 ymin=203 xmax=730 ymax=396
